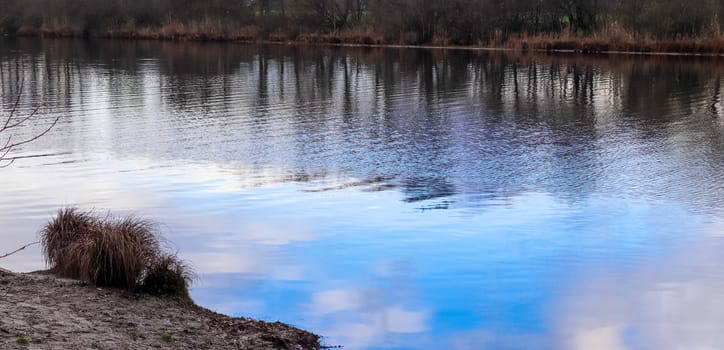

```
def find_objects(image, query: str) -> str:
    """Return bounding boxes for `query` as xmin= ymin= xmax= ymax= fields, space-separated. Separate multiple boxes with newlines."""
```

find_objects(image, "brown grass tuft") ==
xmin=267 ymin=31 xmax=290 ymax=42
xmin=40 ymin=208 xmax=97 ymax=278
xmin=40 ymin=208 xmax=193 ymax=296
xmin=75 ymin=216 xmax=160 ymax=289
xmin=337 ymin=27 xmax=384 ymax=45
xmin=137 ymin=253 xmax=193 ymax=296
xmin=297 ymin=28 xmax=384 ymax=46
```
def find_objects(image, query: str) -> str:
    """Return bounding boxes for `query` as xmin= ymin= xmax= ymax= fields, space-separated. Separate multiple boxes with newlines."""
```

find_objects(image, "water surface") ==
xmin=2 ymin=39 xmax=724 ymax=349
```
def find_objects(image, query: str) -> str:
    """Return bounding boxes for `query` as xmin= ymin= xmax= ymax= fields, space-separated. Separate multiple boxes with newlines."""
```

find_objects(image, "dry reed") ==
xmin=40 ymin=208 xmax=193 ymax=296
xmin=507 ymin=28 xmax=724 ymax=54
xmin=137 ymin=253 xmax=193 ymax=296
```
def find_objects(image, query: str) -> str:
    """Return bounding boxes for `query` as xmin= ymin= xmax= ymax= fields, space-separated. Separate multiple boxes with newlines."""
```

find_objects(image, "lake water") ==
xmin=2 ymin=38 xmax=724 ymax=349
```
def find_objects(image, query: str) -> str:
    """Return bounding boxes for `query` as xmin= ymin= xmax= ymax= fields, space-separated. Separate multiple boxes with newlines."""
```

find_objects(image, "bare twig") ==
xmin=2 ymin=85 xmax=23 ymax=130
xmin=0 ymin=241 xmax=40 ymax=259
xmin=0 ymin=115 xmax=60 ymax=162
xmin=1 ymin=104 xmax=43 ymax=132
xmin=0 ymin=86 xmax=60 ymax=167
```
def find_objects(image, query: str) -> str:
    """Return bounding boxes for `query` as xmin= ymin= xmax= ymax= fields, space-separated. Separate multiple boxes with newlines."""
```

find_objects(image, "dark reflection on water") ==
xmin=3 ymin=39 xmax=723 ymax=210
xmin=2 ymin=39 xmax=724 ymax=349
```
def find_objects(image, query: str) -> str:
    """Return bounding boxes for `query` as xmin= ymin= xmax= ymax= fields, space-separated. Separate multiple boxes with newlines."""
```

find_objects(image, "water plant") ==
xmin=160 ymin=332 xmax=173 ymax=342
xmin=40 ymin=208 xmax=193 ymax=296
xmin=16 ymin=335 xmax=30 ymax=345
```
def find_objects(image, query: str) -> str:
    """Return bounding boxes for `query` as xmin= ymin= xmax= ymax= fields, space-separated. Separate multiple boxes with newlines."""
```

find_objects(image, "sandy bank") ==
xmin=0 ymin=269 xmax=320 ymax=349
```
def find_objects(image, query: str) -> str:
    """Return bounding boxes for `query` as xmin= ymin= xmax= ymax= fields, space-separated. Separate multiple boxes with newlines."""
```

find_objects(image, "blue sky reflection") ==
xmin=0 ymin=154 xmax=718 ymax=349
xmin=130 ymin=159 xmax=709 ymax=349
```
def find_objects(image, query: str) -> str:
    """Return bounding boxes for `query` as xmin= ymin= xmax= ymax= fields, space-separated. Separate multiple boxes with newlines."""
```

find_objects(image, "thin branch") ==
xmin=0 ymin=115 xmax=60 ymax=166
xmin=0 ymin=85 xmax=60 ymax=167
xmin=0 ymin=137 xmax=14 ymax=168
xmin=0 ymin=136 xmax=12 ymax=155
xmin=1 ymin=104 xmax=42 ymax=131
xmin=1 ymin=151 xmax=71 ymax=161
xmin=0 ymin=241 xmax=40 ymax=259
xmin=0 ymin=158 xmax=15 ymax=169
xmin=0 ymin=115 xmax=60 ymax=151
xmin=2 ymin=84 xmax=23 ymax=130
xmin=0 ymin=151 xmax=14 ymax=169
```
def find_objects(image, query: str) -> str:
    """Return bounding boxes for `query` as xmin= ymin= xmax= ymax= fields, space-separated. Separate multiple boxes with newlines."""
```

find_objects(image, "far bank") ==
xmin=8 ymin=29 xmax=724 ymax=57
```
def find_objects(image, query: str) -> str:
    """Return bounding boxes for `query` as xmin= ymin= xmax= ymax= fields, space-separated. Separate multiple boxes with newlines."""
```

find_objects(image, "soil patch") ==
xmin=0 ymin=270 xmax=320 ymax=349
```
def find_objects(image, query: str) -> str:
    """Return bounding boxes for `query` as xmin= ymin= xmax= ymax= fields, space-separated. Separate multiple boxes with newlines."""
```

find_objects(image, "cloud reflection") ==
xmin=322 ymin=307 xmax=429 ymax=348
xmin=191 ymin=255 xmax=305 ymax=284
xmin=308 ymin=260 xmax=430 ymax=349
xmin=553 ymin=231 xmax=724 ymax=350
xmin=450 ymin=330 xmax=546 ymax=350
xmin=312 ymin=289 xmax=367 ymax=314
xmin=184 ymin=221 xmax=316 ymax=247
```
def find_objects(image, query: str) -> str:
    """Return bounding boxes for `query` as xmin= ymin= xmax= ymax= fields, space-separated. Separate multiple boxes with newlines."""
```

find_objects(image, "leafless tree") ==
xmin=0 ymin=92 xmax=59 ymax=168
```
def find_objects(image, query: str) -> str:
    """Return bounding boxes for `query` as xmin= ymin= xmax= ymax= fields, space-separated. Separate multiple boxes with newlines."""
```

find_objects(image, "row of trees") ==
xmin=2 ymin=0 xmax=724 ymax=44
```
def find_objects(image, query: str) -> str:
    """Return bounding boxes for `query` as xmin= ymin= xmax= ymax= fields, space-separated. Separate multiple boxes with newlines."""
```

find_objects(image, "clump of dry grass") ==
xmin=40 ymin=208 xmax=97 ymax=278
xmin=338 ymin=27 xmax=384 ymax=45
xmin=137 ymin=253 xmax=193 ymax=296
xmin=75 ymin=216 xmax=160 ymax=289
xmin=40 ymin=208 xmax=193 ymax=296
xmin=267 ymin=31 xmax=290 ymax=42
xmin=297 ymin=28 xmax=384 ymax=45
xmin=506 ymin=25 xmax=724 ymax=55
xmin=102 ymin=21 xmax=260 ymax=42
xmin=399 ymin=31 xmax=419 ymax=45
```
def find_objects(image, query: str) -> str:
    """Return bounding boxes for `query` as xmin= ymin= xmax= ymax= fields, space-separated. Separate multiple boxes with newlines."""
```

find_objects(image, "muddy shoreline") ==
xmin=0 ymin=269 xmax=321 ymax=349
